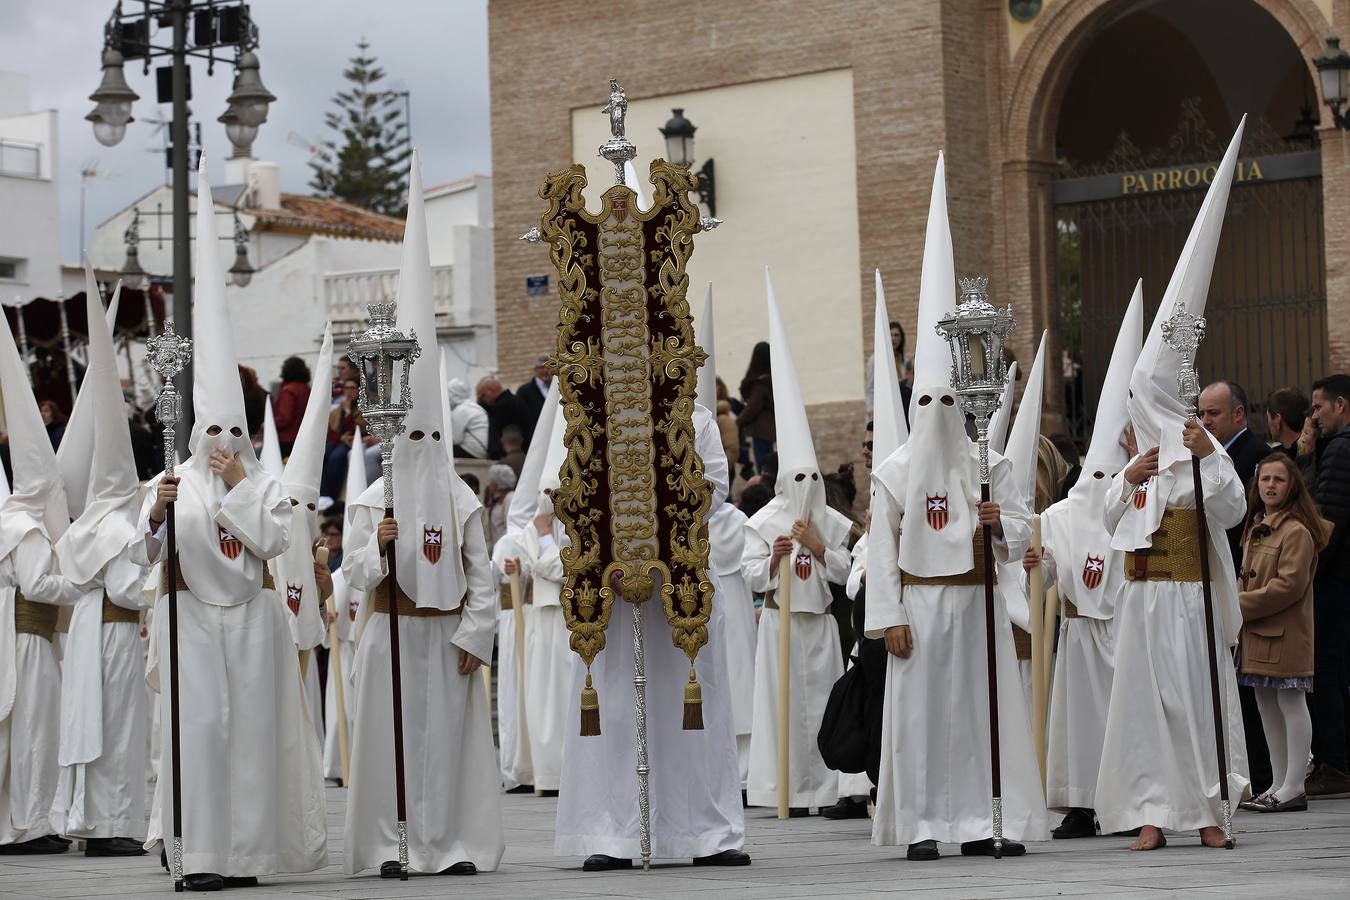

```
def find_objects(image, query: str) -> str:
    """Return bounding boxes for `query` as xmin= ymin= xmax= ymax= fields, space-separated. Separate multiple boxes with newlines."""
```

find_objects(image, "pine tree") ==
xmin=308 ymin=40 xmax=411 ymax=215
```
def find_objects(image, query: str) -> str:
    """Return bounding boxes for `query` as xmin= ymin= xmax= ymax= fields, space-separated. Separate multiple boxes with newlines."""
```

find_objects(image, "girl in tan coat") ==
xmin=1237 ymin=453 xmax=1331 ymax=813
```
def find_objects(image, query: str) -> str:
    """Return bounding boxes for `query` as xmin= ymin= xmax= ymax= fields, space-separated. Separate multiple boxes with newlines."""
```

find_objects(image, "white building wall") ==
xmin=569 ymin=68 xmax=862 ymax=407
xmin=0 ymin=72 xmax=60 ymax=306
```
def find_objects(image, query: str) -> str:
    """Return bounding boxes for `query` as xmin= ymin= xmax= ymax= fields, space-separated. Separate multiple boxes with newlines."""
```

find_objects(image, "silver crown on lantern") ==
xmin=936 ymin=275 xmax=1016 ymax=480
xmin=346 ymin=300 xmax=421 ymax=506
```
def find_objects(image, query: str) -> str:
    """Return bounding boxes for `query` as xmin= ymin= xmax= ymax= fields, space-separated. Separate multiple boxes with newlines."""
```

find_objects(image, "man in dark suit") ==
xmin=515 ymin=354 xmax=552 ymax=447
xmin=1199 ymin=379 xmax=1275 ymax=795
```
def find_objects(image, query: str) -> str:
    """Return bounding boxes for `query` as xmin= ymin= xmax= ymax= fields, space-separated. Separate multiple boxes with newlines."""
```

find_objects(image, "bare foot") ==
xmin=1199 ymin=826 xmax=1230 ymax=848
xmin=1129 ymin=825 xmax=1167 ymax=851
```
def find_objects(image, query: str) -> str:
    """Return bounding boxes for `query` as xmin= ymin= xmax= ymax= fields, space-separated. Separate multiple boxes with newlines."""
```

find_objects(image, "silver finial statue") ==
xmin=599 ymin=78 xmax=636 ymax=184
xmin=346 ymin=300 xmax=421 ymax=878
xmin=146 ymin=319 xmax=192 ymax=891
xmin=936 ymin=275 xmax=1015 ymax=859
xmin=1160 ymin=296 xmax=1234 ymax=850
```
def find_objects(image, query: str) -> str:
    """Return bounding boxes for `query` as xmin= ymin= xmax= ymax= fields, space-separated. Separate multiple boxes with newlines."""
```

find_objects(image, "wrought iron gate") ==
xmin=1053 ymin=103 xmax=1328 ymax=445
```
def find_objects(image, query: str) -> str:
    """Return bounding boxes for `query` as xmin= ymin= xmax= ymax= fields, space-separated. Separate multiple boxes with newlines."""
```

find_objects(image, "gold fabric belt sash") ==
xmin=102 ymin=596 xmax=140 ymax=625
xmin=14 ymin=593 xmax=57 ymax=641
xmin=761 ymin=590 xmax=830 ymax=614
xmin=1063 ymin=597 xmax=1080 ymax=619
xmin=160 ymin=556 xmax=274 ymax=593
xmin=371 ymin=588 xmax=461 ymax=618
xmin=1012 ymin=625 xmax=1032 ymax=660
xmin=900 ymin=531 xmax=997 ymax=587
xmin=1124 ymin=508 xmax=1203 ymax=583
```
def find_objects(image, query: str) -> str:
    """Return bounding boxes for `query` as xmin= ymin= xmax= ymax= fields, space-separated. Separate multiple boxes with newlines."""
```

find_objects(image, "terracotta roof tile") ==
xmin=243 ymin=194 xmax=405 ymax=241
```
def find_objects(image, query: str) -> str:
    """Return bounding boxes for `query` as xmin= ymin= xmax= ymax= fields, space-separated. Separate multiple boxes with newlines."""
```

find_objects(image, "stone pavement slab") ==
xmin=2 ymin=788 xmax=1348 ymax=898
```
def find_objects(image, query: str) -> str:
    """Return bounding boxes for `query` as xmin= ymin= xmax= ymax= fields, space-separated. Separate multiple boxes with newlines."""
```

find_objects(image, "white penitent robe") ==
xmin=52 ymin=547 xmax=151 ymax=839
xmin=1038 ymin=503 xmax=1118 ymax=813
xmin=556 ymin=407 xmax=743 ymax=860
xmin=866 ymin=459 xmax=1050 ymax=846
xmin=343 ymin=478 xmax=503 ymax=875
xmin=323 ymin=568 xmax=360 ymax=781
xmin=742 ymin=520 xmax=849 ymax=809
xmin=519 ymin=522 xmax=574 ymax=793
xmin=1095 ymin=454 xmax=1250 ymax=834
xmin=139 ymin=476 xmax=328 ymax=877
xmin=0 ymin=532 xmax=74 ymax=845
xmin=708 ymin=503 xmax=756 ymax=787
xmin=490 ymin=537 xmax=533 ymax=791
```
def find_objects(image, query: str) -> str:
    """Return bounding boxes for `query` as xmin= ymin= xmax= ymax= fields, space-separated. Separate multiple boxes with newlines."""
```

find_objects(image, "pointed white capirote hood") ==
xmin=1129 ymin=117 xmax=1246 ymax=470
xmin=58 ymin=259 xmax=122 ymax=518
xmin=623 ymin=159 xmax=652 ymax=212
xmin=1005 ymin=332 xmax=1047 ymax=506
xmin=259 ymin=394 xmax=284 ymax=478
xmin=696 ymin=284 xmax=716 ymax=412
xmin=57 ymin=273 xmax=143 ymax=586
xmin=765 ymin=267 xmax=817 ymax=479
xmin=1083 ymin=280 xmax=1144 ymax=470
xmin=538 ymin=390 xmax=569 ymax=495
xmin=871 ymin=270 xmax=909 ymax=463
xmin=351 ymin=151 xmax=464 ymax=607
xmin=1117 ymin=118 xmax=1246 ymax=556
xmin=0 ymin=304 xmax=69 ymax=559
xmin=911 ymin=152 xmax=956 ymax=391
xmin=989 ymin=361 xmax=1019 ymax=456
xmin=281 ymin=324 xmax=334 ymax=506
xmin=437 ymin=348 xmax=461 ymax=476
xmin=188 ymin=154 xmax=250 ymax=456
xmin=505 ymin=377 xmax=560 ymax=534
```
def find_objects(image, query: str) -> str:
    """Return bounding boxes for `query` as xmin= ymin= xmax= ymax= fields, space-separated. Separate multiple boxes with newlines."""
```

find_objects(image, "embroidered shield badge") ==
xmin=926 ymin=494 xmax=949 ymax=531
xmin=285 ymin=583 xmax=302 ymax=615
xmin=1082 ymin=554 xmax=1105 ymax=590
xmin=423 ymin=525 xmax=443 ymax=564
xmin=1132 ymin=482 xmax=1149 ymax=510
xmin=218 ymin=525 xmax=243 ymax=559
xmin=794 ymin=550 xmax=813 ymax=581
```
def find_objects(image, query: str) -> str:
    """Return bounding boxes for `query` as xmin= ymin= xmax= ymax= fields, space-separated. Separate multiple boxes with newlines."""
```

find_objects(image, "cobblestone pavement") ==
xmin=2 ymin=787 xmax=1348 ymax=898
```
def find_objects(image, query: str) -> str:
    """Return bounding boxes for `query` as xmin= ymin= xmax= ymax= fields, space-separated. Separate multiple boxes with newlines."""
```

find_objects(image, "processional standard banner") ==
xmin=536 ymin=157 xmax=715 ymax=734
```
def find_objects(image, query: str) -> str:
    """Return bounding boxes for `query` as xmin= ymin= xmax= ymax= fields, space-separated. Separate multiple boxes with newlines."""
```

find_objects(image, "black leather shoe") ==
xmin=582 ymin=854 xmax=633 ymax=872
xmin=788 ymin=807 xmax=811 ymax=818
xmin=693 ymin=849 xmax=751 ymax=866
xmin=1112 ymin=827 xmax=1143 ymax=837
xmin=538 ymin=789 xmax=560 ymax=798
xmin=821 ymin=797 xmax=869 ymax=820
xmin=85 ymin=837 xmax=148 ymax=857
xmin=906 ymin=840 xmax=939 ymax=861
xmin=441 ymin=861 xmax=476 ymax=875
xmin=0 ymin=835 xmax=68 ymax=855
xmin=379 ymin=861 xmax=405 ymax=879
xmin=505 ymin=784 xmax=535 ymax=794
xmin=1051 ymin=808 xmax=1098 ymax=839
xmin=960 ymin=838 xmax=1025 ymax=857
xmin=222 ymin=876 xmax=258 ymax=887
xmin=183 ymin=873 xmax=224 ymax=892
xmin=49 ymin=835 xmax=73 ymax=845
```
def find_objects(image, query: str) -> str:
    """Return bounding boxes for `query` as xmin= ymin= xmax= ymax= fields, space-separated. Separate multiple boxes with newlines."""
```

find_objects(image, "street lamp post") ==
xmin=88 ymin=1 xmax=274 ymax=434
xmin=1313 ymin=36 xmax=1350 ymax=130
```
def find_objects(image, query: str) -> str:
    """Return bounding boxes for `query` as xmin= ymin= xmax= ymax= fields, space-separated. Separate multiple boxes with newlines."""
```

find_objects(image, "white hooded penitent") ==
xmin=259 ymin=395 xmax=284 ymax=479
xmin=696 ymin=284 xmax=716 ymax=414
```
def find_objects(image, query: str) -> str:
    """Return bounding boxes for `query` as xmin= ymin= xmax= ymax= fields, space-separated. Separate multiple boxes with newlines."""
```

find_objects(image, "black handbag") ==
xmin=817 ymin=657 xmax=871 ymax=774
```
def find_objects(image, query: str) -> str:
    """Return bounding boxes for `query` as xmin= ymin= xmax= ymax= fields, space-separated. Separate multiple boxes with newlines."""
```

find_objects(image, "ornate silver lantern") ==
xmin=346 ymin=301 xmax=421 ymax=509
xmin=936 ymin=276 xmax=1017 ymax=482
xmin=1161 ymin=297 xmax=1206 ymax=413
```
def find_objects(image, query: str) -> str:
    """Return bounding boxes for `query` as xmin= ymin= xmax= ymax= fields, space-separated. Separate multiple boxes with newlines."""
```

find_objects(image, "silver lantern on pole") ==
xmin=346 ymin=299 xmax=421 ymax=879
xmin=936 ymin=274 xmax=1015 ymax=859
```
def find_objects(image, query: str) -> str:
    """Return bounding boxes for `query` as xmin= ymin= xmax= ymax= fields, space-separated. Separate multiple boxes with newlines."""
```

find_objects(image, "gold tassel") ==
xmin=580 ymin=670 xmax=601 ymax=736
xmin=682 ymin=665 xmax=704 ymax=730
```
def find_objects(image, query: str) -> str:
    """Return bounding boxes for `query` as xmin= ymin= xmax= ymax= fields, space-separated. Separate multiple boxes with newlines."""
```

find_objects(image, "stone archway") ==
xmin=996 ymin=0 xmax=1337 ymax=434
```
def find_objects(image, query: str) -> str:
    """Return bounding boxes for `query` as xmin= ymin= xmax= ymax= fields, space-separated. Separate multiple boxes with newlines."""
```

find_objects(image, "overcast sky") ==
xmin=0 ymin=0 xmax=492 ymax=262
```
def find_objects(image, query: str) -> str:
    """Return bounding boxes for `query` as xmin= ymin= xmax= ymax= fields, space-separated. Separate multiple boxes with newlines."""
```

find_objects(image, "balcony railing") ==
xmin=323 ymin=265 xmax=453 ymax=325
